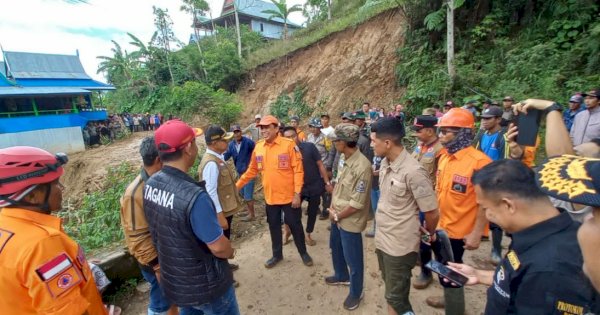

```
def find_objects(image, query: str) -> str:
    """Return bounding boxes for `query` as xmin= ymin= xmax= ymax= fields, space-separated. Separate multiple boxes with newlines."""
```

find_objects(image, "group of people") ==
xmin=1 ymin=87 xmax=600 ymax=315
xmin=122 ymin=112 xmax=168 ymax=133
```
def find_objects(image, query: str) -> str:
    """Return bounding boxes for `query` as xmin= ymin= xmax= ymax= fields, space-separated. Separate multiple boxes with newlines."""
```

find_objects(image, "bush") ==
xmin=60 ymin=162 xmax=137 ymax=250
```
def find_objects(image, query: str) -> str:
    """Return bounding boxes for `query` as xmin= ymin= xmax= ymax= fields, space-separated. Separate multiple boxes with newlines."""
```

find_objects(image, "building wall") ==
xmin=250 ymin=19 xmax=296 ymax=39
xmin=0 ymin=126 xmax=85 ymax=154
xmin=0 ymin=110 xmax=107 ymax=133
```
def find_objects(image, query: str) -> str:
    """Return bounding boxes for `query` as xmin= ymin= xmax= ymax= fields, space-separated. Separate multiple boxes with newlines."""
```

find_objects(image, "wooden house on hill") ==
xmin=193 ymin=0 xmax=302 ymax=41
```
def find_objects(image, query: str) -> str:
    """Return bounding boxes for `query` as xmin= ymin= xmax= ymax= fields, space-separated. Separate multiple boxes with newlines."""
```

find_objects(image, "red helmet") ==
xmin=0 ymin=146 xmax=68 ymax=195
xmin=437 ymin=108 xmax=475 ymax=129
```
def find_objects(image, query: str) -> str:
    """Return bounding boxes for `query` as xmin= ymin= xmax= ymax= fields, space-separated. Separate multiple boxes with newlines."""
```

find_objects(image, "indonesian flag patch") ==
xmin=36 ymin=253 xmax=82 ymax=298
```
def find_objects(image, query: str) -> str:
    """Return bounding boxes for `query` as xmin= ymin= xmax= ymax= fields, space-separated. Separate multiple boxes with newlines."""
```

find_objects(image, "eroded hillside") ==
xmin=239 ymin=9 xmax=405 ymax=119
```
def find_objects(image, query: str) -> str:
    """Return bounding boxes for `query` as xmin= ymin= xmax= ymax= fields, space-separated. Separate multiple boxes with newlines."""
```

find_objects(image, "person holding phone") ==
xmin=446 ymin=159 xmax=599 ymax=314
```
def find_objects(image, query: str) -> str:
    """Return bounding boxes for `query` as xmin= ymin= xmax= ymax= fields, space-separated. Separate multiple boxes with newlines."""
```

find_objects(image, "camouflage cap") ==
xmin=328 ymin=123 xmax=360 ymax=142
xmin=341 ymin=112 xmax=355 ymax=121
xmin=353 ymin=110 xmax=367 ymax=120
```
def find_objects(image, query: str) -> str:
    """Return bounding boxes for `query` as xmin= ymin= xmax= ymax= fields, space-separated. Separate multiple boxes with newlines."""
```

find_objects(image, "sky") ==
xmin=0 ymin=0 xmax=307 ymax=82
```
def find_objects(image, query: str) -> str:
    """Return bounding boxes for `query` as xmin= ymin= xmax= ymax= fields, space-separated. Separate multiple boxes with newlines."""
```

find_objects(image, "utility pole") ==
xmin=234 ymin=2 xmax=242 ymax=58
xmin=327 ymin=0 xmax=332 ymax=20
xmin=446 ymin=0 xmax=456 ymax=85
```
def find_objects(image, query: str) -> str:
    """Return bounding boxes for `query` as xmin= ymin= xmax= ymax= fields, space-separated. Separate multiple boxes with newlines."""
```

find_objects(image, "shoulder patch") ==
xmin=0 ymin=228 xmax=15 ymax=254
xmin=506 ymin=250 xmax=520 ymax=270
xmin=36 ymin=253 xmax=83 ymax=298
xmin=356 ymin=180 xmax=366 ymax=193
xmin=556 ymin=300 xmax=585 ymax=315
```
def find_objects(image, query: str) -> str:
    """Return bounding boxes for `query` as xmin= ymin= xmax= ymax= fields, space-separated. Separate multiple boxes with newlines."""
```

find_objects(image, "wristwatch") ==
xmin=545 ymin=102 xmax=562 ymax=114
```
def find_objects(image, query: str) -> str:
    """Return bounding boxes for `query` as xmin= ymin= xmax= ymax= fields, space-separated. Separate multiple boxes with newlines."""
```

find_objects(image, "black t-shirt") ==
xmin=299 ymin=142 xmax=325 ymax=197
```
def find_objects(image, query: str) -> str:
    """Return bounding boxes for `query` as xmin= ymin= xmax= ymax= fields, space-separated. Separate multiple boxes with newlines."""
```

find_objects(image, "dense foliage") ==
xmin=395 ymin=0 xmax=600 ymax=114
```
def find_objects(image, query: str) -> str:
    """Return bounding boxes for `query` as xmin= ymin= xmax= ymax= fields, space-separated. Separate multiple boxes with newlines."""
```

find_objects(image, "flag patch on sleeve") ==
xmin=36 ymin=253 xmax=82 ymax=298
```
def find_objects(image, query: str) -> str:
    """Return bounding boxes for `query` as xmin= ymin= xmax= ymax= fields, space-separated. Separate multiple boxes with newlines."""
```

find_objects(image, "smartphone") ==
xmin=425 ymin=260 xmax=469 ymax=287
xmin=515 ymin=109 xmax=542 ymax=146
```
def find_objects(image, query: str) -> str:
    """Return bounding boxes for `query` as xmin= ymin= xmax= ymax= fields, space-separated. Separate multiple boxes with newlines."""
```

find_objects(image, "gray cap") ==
xmin=481 ymin=106 xmax=503 ymax=118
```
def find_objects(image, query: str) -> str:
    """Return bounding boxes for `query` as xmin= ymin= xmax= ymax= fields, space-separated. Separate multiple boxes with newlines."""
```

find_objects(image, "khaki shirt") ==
xmin=410 ymin=139 xmax=444 ymax=183
xmin=375 ymin=149 xmax=438 ymax=257
xmin=332 ymin=150 xmax=372 ymax=233
xmin=119 ymin=170 xmax=158 ymax=266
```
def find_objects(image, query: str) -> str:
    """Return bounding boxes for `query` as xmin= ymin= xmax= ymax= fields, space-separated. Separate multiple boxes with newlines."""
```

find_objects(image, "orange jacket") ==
xmin=0 ymin=208 xmax=107 ymax=315
xmin=436 ymin=147 xmax=491 ymax=239
xmin=236 ymin=135 xmax=304 ymax=205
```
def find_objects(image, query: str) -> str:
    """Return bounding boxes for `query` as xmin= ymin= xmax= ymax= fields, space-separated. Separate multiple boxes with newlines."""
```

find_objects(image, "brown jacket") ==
xmin=119 ymin=170 xmax=158 ymax=267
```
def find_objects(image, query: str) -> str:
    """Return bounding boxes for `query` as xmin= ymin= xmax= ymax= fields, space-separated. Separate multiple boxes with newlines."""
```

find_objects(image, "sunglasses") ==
xmin=439 ymin=128 xmax=460 ymax=135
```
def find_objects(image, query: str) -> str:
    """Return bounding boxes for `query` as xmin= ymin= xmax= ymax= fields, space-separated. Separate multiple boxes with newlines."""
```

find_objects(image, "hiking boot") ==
xmin=229 ymin=263 xmax=239 ymax=271
xmin=264 ymin=257 xmax=282 ymax=269
xmin=325 ymin=276 xmax=350 ymax=286
xmin=301 ymin=253 xmax=314 ymax=266
xmin=425 ymin=296 xmax=445 ymax=309
xmin=413 ymin=271 xmax=433 ymax=290
xmin=343 ymin=293 xmax=363 ymax=311
xmin=319 ymin=210 xmax=330 ymax=220
xmin=490 ymin=251 xmax=502 ymax=266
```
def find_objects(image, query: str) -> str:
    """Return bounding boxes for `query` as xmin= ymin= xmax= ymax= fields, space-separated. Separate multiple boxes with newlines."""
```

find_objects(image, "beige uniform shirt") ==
xmin=375 ymin=149 xmax=438 ymax=257
xmin=332 ymin=150 xmax=372 ymax=233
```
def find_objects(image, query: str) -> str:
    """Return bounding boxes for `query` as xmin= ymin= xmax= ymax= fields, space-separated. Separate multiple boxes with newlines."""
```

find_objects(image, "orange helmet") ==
xmin=437 ymin=108 xmax=475 ymax=128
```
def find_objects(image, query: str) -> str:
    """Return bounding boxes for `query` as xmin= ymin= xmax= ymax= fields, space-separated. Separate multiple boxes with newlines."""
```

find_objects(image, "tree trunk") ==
xmin=234 ymin=7 xmax=242 ymax=58
xmin=446 ymin=0 xmax=456 ymax=85
xmin=327 ymin=0 xmax=332 ymax=20
xmin=165 ymin=51 xmax=175 ymax=85
xmin=283 ymin=22 xmax=288 ymax=40
xmin=194 ymin=28 xmax=209 ymax=80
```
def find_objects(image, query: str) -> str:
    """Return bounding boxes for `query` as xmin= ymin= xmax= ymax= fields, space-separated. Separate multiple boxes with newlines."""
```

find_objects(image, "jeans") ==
xmin=321 ymin=191 xmax=332 ymax=217
xmin=139 ymin=265 xmax=172 ymax=315
xmin=330 ymin=223 xmax=364 ymax=299
xmin=240 ymin=179 xmax=255 ymax=201
xmin=266 ymin=203 xmax=307 ymax=258
xmin=370 ymin=188 xmax=380 ymax=214
xmin=180 ymin=285 xmax=240 ymax=315
xmin=303 ymin=194 xmax=321 ymax=234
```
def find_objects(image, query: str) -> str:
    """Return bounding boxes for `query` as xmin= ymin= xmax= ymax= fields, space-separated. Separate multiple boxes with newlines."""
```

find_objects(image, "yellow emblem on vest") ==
xmin=507 ymin=250 xmax=520 ymax=270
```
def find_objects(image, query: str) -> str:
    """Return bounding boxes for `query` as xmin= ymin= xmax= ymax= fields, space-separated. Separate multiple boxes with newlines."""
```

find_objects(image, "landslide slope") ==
xmin=239 ymin=9 xmax=405 ymax=118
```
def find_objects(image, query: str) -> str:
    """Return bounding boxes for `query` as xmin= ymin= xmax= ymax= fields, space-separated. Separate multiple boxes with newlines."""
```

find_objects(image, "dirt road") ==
xmin=120 ymin=213 xmax=494 ymax=315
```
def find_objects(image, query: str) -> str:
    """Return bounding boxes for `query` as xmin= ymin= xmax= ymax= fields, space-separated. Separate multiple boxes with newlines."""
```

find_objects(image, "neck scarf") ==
xmin=443 ymin=128 xmax=474 ymax=154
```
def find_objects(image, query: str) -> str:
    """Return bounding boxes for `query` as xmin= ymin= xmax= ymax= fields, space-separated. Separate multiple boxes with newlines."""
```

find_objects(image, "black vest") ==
xmin=143 ymin=166 xmax=232 ymax=306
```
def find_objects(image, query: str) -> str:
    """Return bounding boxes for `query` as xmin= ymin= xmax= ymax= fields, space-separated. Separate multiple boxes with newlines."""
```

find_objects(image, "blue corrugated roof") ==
xmin=0 ymin=86 xmax=91 ymax=97
xmin=223 ymin=0 xmax=302 ymax=28
xmin=16 ymin=78 xmax=115 ymax=90
xmin=3 ymin=51 xmax=91 ymax=79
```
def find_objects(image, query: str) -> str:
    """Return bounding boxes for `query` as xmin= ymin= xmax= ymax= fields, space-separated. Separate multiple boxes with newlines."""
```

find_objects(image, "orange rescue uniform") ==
xmin=436 ymin=146 xmax=492 ymax=239
xmin=297 ymin=130 xmax=307 ymax=142
xmin=0 ymin=208 xmax=107 ymax=315
xmin=236 ymin=135 xmax=303 ymax=205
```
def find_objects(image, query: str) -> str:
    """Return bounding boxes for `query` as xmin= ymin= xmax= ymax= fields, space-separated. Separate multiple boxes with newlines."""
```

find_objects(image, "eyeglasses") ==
xmin=439 ymin=128 xmax=460 ymax=135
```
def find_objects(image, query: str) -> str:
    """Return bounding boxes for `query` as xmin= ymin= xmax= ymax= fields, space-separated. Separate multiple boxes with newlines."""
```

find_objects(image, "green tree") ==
xmin=262 ymin=0 xmax=303 ymax=39
xmin=152 ymin=6 xmax=178 ymax=85
xmin=180 ymin=0 xmax=210 ymax=80
xmin=96 ymin=40 xmax=135 ymax=86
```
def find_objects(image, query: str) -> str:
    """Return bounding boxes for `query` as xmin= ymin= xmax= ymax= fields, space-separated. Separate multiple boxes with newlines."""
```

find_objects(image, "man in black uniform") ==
xmin=446 ymin=159 xmax=599 ymax=314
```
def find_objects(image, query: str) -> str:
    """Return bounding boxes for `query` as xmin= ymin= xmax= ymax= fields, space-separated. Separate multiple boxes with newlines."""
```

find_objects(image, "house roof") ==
xmin=0 ymin=86 xmax=91 ymax=97
xmin=0 ymin=61 xmax=5 ymax=77
xmin=217 ymin=0 xmax=302 ymax=28
xmin=3 ymin=51 xmax=91 ymax=79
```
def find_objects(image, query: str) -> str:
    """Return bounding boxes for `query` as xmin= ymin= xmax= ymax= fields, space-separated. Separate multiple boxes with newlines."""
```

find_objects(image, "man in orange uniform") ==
xmin=0 ymin=146 xmax=111 ymax=315
xmin=426 ymin=108 xmax=491 ymax=315
xmin=236 ymin=115 xmax=313 ymax=268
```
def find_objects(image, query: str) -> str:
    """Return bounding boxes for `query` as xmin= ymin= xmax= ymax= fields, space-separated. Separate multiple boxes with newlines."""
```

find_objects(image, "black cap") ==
xmin=410 ymin=115 xmax=438 ymax=130
xmin=480 ymin=106 xmax=503 ymax=118
xmin=320 ymin=113 xmax=330 ymax=119
xmin=581 ymin=88 xmax=600 ymax=98
xmin=205 ymin=125 xmax=233 ymax=143
xmin=231 ymin=124 xmax=242 ymax=132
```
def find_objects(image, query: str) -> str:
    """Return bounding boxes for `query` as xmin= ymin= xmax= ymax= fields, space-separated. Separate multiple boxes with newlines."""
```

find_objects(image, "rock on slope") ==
xmin=239 ymin=9 xmax=405 ymax=119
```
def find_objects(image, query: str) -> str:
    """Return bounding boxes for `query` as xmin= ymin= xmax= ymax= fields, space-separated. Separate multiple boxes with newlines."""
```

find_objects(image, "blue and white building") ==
xmin=0 ymin=51 xmax=115 ymax=153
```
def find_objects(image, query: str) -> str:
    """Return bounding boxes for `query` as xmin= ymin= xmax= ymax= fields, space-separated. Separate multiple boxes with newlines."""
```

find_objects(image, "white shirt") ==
xmin=202 ymin=148 xmax=225 ymax=213
xmin=321 ymin=126 xmax=335 ymax=136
